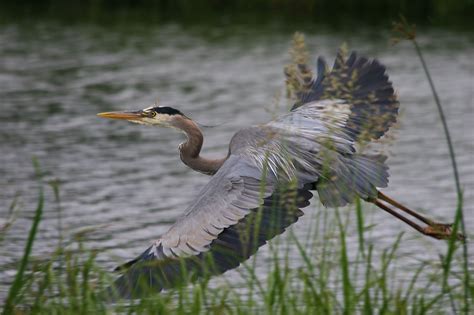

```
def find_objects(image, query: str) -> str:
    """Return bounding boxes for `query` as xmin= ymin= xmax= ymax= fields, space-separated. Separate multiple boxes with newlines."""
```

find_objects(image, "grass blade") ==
xmin=3 ymin=159 xmax=44 ymax=315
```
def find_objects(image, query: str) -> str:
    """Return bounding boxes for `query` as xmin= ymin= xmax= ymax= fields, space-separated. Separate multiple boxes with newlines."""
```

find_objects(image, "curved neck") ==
xmin=172 ymin=117 xmax=227 ymax=175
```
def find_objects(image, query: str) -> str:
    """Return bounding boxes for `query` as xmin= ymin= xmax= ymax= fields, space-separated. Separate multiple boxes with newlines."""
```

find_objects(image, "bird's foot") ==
xmin=422 ymin=223 xmax=465 ymax=241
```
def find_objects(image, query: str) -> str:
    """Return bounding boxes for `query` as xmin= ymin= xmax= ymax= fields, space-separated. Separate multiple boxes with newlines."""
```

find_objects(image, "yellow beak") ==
xmin=97 ymin=111 xmax=143 ymax=121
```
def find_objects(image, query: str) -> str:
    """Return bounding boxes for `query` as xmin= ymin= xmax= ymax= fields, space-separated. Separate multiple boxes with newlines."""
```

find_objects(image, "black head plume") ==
xmin=151 ymin=106 xmax=184 ymax=116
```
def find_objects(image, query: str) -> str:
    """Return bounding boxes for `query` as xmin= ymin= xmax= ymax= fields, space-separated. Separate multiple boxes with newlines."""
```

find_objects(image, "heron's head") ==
xmin=97 ymin=106 xmax=188 ymax=128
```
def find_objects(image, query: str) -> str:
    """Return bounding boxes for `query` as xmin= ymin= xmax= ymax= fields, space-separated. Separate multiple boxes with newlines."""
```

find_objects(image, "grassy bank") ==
xmin=0 ymin=0 xmax=473 ymax=29
xmin=1 ymin=180 xmax=471 ymax=314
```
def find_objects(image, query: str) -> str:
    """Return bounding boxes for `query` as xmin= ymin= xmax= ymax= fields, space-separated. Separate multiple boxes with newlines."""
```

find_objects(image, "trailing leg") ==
xmin=370 ymin=192 xmax=465 ymax=241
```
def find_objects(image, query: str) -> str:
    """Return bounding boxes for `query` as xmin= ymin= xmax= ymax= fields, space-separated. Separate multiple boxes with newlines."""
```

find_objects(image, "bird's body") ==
xmin=98 ymin=50 xmax=463 ymax=299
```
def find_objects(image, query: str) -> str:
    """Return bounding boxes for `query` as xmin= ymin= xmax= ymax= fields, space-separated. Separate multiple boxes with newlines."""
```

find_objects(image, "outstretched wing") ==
xmin=109 ymin=155 xmax=313 ymax=299
xmin=290 ymin=50 xmax=399 ymax=142
xmin=110 ymin=51 xmax=397 ymax=298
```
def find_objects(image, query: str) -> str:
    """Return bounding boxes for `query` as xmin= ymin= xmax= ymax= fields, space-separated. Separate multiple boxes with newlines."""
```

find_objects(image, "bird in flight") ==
xmin=98 ymin=50 xmax=464 ymax=299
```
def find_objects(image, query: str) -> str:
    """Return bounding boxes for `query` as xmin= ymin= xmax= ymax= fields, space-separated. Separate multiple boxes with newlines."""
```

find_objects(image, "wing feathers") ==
xmin=109 ymin=50 xmax=398 ymax=299
xmin=293 ymin=50 xmax=399 ymax=142
xmin=110 ymin=186 xmax=312 ymax=299
xmin=151 ymin=156 xmax=274 ymax=262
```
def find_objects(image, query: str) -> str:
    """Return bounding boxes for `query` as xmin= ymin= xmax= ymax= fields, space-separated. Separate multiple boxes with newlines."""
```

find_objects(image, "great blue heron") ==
xmin=98 ymin=51 xmax=463 ymax=298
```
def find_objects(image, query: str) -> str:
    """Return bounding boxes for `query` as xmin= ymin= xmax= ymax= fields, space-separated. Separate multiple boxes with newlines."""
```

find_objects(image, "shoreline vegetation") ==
xmin=0 ymin=0 xmax=473 ymax=29
xmin=1 ymin=20 xmax=472 ymax=314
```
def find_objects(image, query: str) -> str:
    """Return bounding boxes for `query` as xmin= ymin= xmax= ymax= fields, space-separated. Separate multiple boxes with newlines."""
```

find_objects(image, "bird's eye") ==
xmin=147 ymin=111 xmax=157 ymax=118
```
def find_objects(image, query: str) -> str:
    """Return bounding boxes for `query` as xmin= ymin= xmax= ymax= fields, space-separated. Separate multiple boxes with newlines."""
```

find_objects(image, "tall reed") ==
xmin=393 ymin=16 xmax=471 ymax=314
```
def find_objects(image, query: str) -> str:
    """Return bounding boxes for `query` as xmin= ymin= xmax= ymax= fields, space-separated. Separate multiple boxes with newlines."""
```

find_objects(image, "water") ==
xmin=0 ymin=22 xmax=473 ymax=297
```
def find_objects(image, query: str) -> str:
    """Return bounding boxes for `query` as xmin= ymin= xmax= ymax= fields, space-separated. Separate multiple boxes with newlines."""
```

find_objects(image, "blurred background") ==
xmin=0 ymin=0 xmax=473 ymax=301
xmin=0 ymin=0 xmax=473 ymax=28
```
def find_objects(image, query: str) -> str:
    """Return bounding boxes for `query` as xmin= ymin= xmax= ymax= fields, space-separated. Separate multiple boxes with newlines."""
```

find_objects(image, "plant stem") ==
xmin=412 ymin=39 xmax=470 ymax=314
xmin=2 ymin=159 xmax=44 ymax=315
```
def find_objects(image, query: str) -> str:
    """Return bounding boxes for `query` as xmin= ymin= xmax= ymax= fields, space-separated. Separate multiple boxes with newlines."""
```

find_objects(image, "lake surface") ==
xmin=0 ymin=22 xmax=473 ymax=298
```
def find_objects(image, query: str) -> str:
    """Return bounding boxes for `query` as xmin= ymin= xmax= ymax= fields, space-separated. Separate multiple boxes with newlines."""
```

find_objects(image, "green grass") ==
xmin=1 ymin=180 xmax=470 ymax=314
xmin=1 ymin=27 xmax=472 ymax=314
xmin=2 ymin=159 xmax=44 ymax=315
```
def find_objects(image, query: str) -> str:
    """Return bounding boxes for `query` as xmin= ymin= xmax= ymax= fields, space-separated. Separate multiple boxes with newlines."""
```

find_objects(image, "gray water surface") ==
xmin=0 ymin=23 xmax=473 ymax=297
